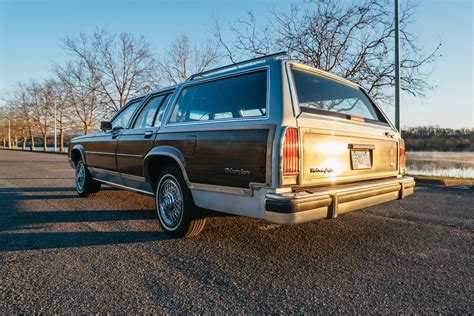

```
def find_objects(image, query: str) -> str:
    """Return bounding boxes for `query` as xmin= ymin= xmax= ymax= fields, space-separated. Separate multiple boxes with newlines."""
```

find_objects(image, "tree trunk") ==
xmin=84 ymin=123 xmax=89 ymax=135
xmin=42 ymin=133 xmax=47 ymax=152
xmin=60 ymin=126 xmax=64 ymax=152
xmin=29 ymin=127 xmax=35 ymax=151
xmin=22 ymin=136 xmax=27 ymax=150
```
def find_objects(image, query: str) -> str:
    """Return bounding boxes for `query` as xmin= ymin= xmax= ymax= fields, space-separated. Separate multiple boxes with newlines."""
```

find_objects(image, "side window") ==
xmin=111 ymin=100 xmax=141 ymax=130
xmin=153 ymin=96 xmax=169 ymax=127
xmin=133 ymin=95 xmax=166 ymax=129
xmin=168 ymin=70 xmax=267 ymax=124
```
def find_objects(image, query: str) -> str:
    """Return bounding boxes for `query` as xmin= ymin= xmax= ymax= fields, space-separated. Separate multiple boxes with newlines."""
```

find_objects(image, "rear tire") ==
xmin=75 ymin=160 xmax=101 ymax=197
xmin=155 ymin=166 xmax=206 ymax=238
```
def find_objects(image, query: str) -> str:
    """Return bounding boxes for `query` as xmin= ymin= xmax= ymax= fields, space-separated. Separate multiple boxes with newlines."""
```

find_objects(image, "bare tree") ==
xmin=8 ymin=112 xmax=28 ymax=149
xmin=48 ymin=79 xmax=72 ymax=151
xmin=62 ymin=29 xmax=160 ymax=114
xmin=28 ymin=81 xmax=55 ymax=151
xmin=4 ymin=82 xmax=36 ymax=151
xmin=158 ymin=33 xmax=219 ymax=84
xmin=55 ymin=60 xmax=103 ymax=135
xmin=0 ymin=108 xmax=19 ymax=149
xmin=214 ymin=0 xmax=441 ymax=103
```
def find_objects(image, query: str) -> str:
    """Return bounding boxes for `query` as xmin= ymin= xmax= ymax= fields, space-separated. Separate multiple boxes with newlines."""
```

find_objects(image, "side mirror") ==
xmin=100 ymin=121 xmax=112 ymax=132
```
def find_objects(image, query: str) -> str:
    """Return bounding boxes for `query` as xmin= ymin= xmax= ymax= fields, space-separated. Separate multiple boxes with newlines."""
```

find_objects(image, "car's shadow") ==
xmin=0 ymin=185 xmax=419 ymax=254
xmin=0 ymin=187 xmax=171 ymax=252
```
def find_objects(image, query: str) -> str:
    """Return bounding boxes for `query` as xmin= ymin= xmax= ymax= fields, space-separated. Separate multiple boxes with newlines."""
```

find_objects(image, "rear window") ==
xmin=168 ymin=70 xmax=267 ymax=124
xmin=291 ymin=68 xmax=385 ymax=122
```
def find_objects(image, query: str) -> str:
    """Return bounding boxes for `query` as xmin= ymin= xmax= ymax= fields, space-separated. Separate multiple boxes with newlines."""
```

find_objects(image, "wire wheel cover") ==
xmin=76 ymin=163 xmax=86 ymax=192
xmin=158 ymin=176 xmax=183 ymax=228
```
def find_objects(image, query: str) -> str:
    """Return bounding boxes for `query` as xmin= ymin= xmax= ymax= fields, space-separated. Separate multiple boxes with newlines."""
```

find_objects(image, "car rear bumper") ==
xmin=264 ymin=176 xmax=415 ymax=224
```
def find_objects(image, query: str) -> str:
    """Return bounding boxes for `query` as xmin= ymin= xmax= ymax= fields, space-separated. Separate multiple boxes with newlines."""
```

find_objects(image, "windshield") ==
xmin=291 ymin=68 xmax=385 ymax=122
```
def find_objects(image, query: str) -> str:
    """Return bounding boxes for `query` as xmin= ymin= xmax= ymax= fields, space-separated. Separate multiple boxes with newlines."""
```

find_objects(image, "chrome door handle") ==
xmin=384 ymin=132 xmax=396 ymax=138
xmin=144 ymin=131 xmax=153 ymax=138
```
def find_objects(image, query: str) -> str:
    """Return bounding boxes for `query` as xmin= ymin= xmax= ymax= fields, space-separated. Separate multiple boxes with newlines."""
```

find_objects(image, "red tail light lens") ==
xmin=281 ymin=127 xmax=299 ymax=185
xmin=399 ymin=138 xmax=406 ymax=172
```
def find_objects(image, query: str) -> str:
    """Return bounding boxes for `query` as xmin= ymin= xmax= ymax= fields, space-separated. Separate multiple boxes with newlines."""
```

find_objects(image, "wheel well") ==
xmin=71 ymin=149 xmax=82 ymax=167
xmin=147 ymin=155 xmax=183 ymax=191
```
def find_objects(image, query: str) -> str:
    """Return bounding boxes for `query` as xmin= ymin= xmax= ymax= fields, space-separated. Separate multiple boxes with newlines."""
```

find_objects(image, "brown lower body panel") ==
xmin=265 ymin=176 xmax=415 ymax=224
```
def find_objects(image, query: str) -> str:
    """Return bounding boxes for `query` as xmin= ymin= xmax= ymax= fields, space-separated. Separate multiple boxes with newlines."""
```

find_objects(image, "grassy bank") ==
xmin=407 ymin=174 xmax=474 ymax=181
xmin=407 ymin=173 xmax=474 ymax=187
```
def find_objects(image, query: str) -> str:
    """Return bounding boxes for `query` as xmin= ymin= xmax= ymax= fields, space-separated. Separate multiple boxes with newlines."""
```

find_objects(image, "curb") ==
xmin=0 ymin=148 xmax=68 ymax=156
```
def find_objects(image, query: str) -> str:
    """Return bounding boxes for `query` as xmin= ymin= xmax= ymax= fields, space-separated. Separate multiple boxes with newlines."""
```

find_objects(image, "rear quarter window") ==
xmin=168 ymin=70 xmax=267 ymax=124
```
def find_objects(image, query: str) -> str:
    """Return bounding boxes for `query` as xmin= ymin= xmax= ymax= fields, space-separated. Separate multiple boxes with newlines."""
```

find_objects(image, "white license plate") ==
xmin=351 ymin=150 xmax=372 ymax=170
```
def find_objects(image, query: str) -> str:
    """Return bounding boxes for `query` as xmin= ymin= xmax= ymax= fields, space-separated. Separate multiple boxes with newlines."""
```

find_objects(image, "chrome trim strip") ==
xmin=121 ymin=173 xmax=146 ymax=182
xmin=116 ymin=131 xmax=157 ymax=137
xmin=116 ymin=153 xmax=143 ymax=158
xmin=85 ymin=151 xmax=115 ymax=156
xmin=89 ymin=167 xmax=119 ymax=176
xmin=93 ymin=178 xmax=154 ymax=196
xmin=90 ymin=167 xmax=146 ymax=182
xmin=190 ymin=183 xmax=250 ymax=196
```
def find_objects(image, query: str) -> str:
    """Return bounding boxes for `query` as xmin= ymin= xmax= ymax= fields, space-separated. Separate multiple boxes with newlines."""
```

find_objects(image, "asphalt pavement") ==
xmin=0 ymin=150 xmax=472 ymax=313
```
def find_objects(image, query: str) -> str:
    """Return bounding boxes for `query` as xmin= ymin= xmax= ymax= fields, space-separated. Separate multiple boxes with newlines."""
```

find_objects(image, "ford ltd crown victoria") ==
xmin=68 ymin=52 xmax=415 ymax=238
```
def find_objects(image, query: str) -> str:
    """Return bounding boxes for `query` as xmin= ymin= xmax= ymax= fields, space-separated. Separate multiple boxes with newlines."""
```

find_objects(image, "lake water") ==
xmin=406 ymin=151 xmax=474 ymax=179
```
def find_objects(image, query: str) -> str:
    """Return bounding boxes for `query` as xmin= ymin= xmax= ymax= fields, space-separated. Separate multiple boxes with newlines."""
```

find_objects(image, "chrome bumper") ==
xmin=265 ymin=176 xmax=415 ymax=224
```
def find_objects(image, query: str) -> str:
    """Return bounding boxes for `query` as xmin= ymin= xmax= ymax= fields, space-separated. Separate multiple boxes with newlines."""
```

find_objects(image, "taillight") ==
xmin=399 ymin=138 xmax=406 ymax=173
xmin=281 ymin=127 xmax=299 ymax=186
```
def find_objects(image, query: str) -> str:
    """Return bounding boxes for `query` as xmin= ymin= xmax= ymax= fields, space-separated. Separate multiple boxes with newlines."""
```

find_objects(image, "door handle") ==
xmin=144 ymin=131 xmax=154 ymax=138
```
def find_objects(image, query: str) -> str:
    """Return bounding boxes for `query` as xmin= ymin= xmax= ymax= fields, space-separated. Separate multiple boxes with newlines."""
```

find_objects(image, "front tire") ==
xmin=155 ymin=166 xmax=206 ymax=238
xmin=75 ymin=160 xmax=101 ymax=197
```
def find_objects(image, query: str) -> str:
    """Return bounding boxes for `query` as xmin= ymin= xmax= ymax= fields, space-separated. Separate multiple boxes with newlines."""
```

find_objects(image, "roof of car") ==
xmin=131 ymin=53 xmax=361 ymax=103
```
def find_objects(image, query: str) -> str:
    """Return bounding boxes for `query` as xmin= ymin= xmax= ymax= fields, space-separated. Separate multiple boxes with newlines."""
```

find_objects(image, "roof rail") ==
xmin=186 ymin=51 xmax=287 ymax=81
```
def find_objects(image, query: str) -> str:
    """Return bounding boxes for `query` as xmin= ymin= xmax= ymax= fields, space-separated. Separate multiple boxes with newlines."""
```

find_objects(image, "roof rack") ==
xmin=186 ymin=51 xmax=287 ymax=81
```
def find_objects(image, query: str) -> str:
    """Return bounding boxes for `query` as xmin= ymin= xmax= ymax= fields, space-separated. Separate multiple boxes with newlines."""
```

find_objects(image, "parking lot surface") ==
xmin=0 ymin=150 xmax=472 ymax=313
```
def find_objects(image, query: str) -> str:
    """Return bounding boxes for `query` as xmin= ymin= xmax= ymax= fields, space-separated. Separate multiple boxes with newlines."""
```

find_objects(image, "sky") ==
xmin=0 ymin=0 xmax=472 ymax=128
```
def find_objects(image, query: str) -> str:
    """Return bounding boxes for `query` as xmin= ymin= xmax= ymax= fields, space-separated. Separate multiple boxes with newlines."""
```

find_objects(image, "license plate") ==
xmin=351 ymin=150 xmax=372 ymax=170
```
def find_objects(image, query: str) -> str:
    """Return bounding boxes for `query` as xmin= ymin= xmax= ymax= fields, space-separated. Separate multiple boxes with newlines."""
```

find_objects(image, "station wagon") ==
xmin=68 ymin=52 xmax=415 ymax=238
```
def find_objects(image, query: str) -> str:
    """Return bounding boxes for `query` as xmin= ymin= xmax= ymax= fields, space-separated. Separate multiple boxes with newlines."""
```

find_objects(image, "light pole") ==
xmin=54 ymin=99 xmax=57 ymax=152
xmin=8 ymin=119 xmax=11 ymax=149
xmin=2 ymin=119 xmax=5 ymax=149
xmin=394 ymin=0 xmax=401 ymax=133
